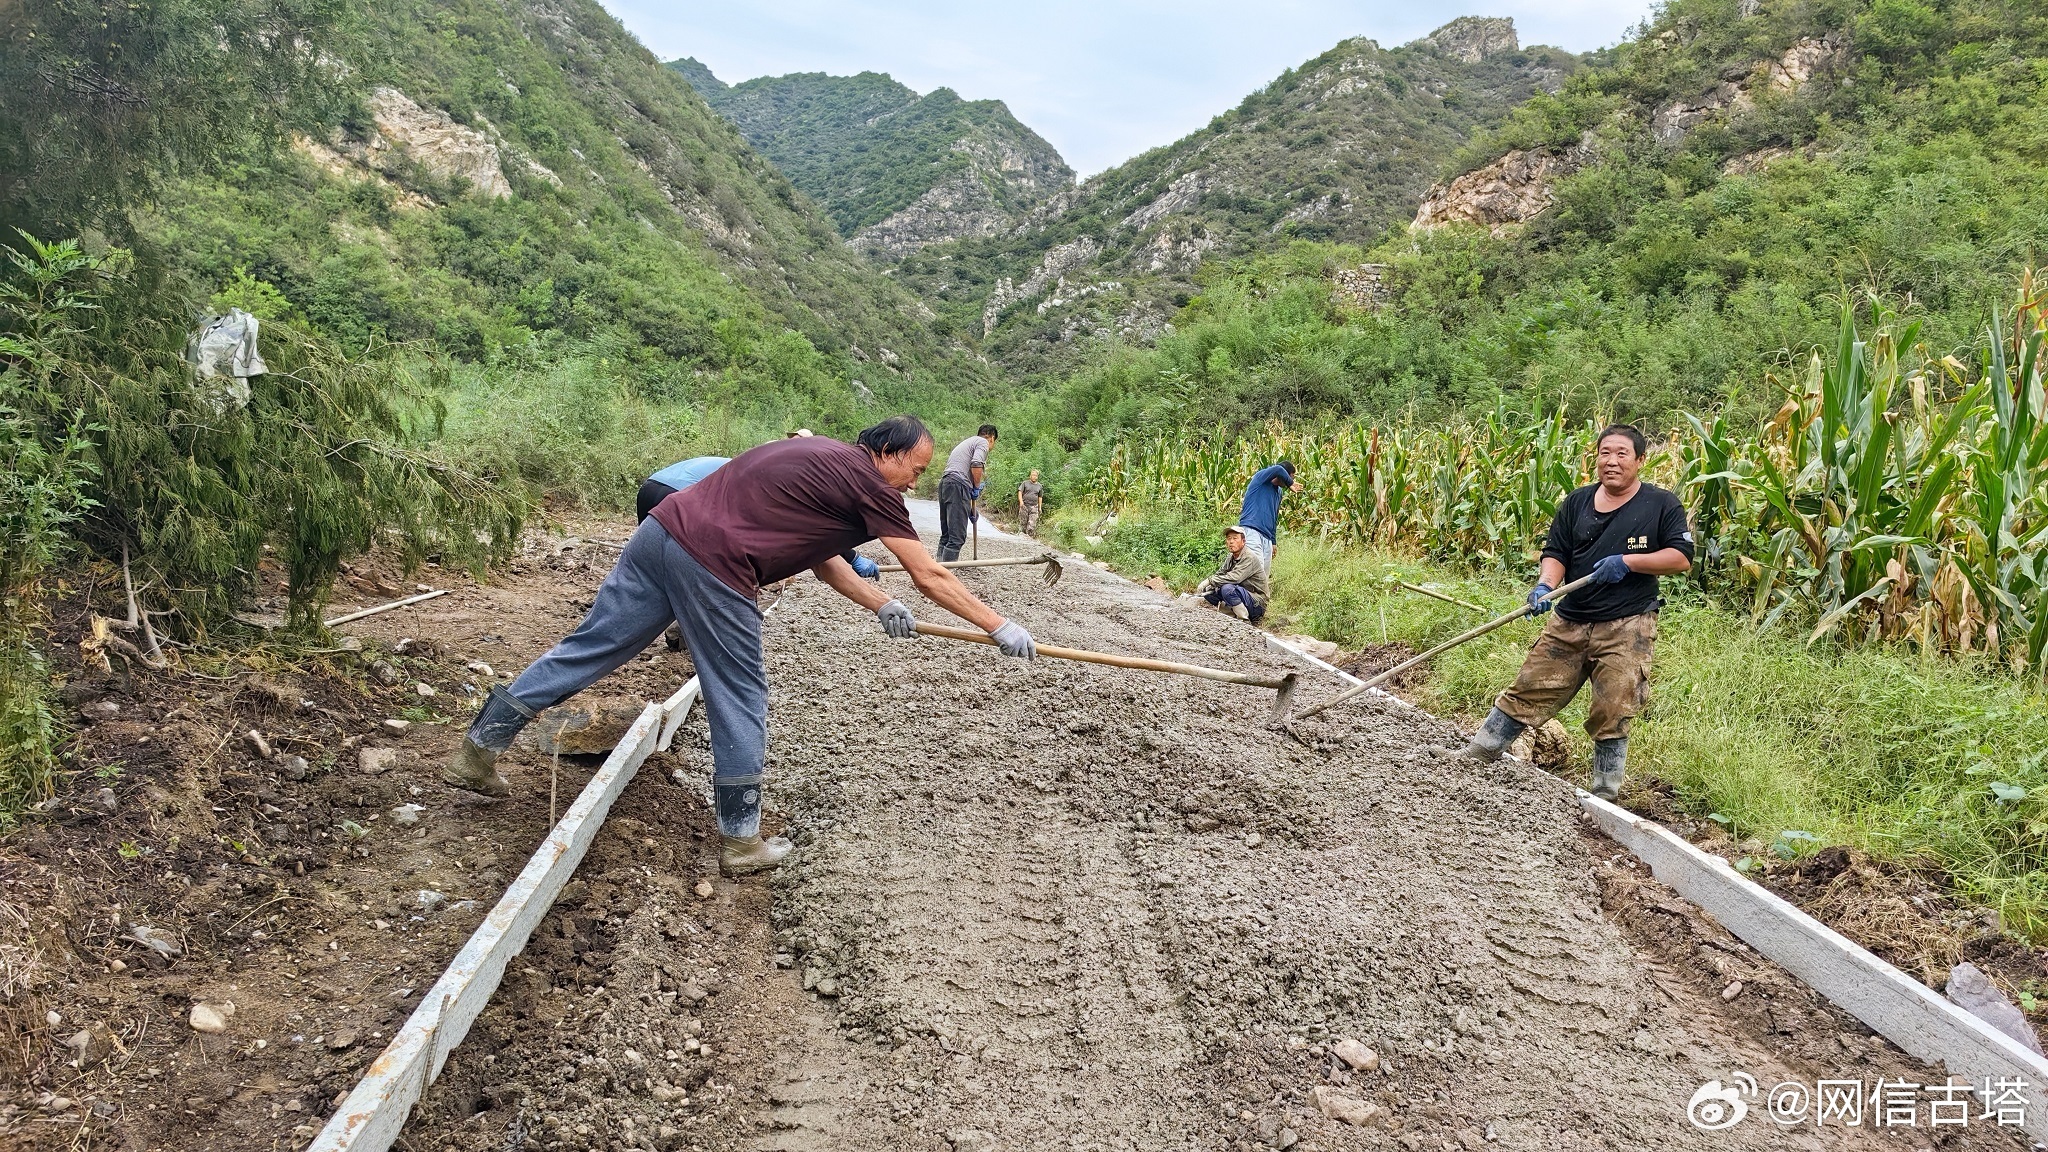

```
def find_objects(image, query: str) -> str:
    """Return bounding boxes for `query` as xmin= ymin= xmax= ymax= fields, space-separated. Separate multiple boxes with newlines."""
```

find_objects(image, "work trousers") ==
xmin=635 ymin=479 xmax=678 ymax=523
xmin=1202 ymin=583 xmax=1266 ymax=623
xmin=471 ymin=518 xmax=768 ymax=793
xmin=1494 ymin=612 xmax=1657 ymax=742
xmin=937 ymin=473 xmax=974 ymax=561
xmin=1242 ymin=526 xmax=1275 ymax=569
xmin=1020 ymin=503 xmax=1041 ymax=536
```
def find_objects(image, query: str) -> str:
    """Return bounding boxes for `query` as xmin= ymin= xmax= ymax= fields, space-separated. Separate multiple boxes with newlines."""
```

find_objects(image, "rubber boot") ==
xmin=1229 ymin=601 xmax=1251 ymax=621
xmin=1589 ymin=737 xmax=1628 ymax=800
xmin=441 ymin=738 xmax=511 ymax=797
xmin=715 ymin=779 xmax=792 ymax=877
xmin=1452 ymin=707 xmax=1527 ymax=762
xmin=664 ymin=624 xmax=687 ymax=654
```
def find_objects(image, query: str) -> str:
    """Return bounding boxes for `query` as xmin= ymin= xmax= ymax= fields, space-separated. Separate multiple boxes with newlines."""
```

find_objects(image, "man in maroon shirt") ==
xmin=443 ymin=416 xmax=1036 ymax=876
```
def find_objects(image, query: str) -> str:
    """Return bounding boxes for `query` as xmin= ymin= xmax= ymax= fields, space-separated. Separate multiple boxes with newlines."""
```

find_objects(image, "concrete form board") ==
xmin=309 ymin=679 xmax=702 ymax=1152
xmin=1580 ymin=794 xmax=2048 ymax=1138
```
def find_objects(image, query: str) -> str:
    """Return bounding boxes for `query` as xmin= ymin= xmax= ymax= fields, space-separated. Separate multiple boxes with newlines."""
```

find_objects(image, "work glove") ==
xmin=850 ymin=554 xmax=880 ymax=580
xmin=1590 ymin=554 xmax=1634 ymax=584
xmin=971 ymin=484 xmax=984 ymax=499
xmin=988 ymin=620 xmax=1036 ymax=659
xmin=969 ymin=508 xmax=978 ymax=525
xmin=1195 ymin=577 xmax=1217 ymax=595
xmin=1526 ymin=582 xmax=1555 ymax=615
xmin=876 ymin=599 xmax=916 ymax=639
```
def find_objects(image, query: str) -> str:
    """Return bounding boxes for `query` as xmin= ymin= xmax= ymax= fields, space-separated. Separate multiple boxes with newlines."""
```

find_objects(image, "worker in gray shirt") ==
xmin=937 ymin=423 xmax=996 ymax=561
xmin=1016 ymin=469 xmax=1044 ymax=536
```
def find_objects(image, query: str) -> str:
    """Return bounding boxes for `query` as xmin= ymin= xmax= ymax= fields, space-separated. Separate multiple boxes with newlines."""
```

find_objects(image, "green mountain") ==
xmin=671 ymin=61 xmax=1074 ymax=255
xmin=1004 ymin=0 xmax=2048 ymax=459
xmin=143 ymin=0 xmax=981 ymax=423
xmin=893 ymin=17 xmax=1582 ymax=377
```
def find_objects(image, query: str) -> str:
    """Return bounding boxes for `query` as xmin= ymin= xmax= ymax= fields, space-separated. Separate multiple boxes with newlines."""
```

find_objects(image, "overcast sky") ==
xmin=601 ymin=1 xmax=1655 ymax=176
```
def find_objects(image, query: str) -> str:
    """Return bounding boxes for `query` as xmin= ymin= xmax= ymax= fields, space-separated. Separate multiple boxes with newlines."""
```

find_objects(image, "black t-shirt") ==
xmin=1541 ymin=483 xmax=1694 ymax=622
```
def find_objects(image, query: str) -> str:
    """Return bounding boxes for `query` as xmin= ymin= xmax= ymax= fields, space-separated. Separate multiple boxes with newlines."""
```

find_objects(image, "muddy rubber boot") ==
xmin=1229 ymin=601 xmax=1251 ymax=621
xmin=714 ymin=777 xmax=791 ymax=876
xmin=1451 ymin=706 xmax=1527 ymax=762
xmin=664 ymin=624 xmax=687 ymax=654
xmin=441 ymin=738 xmax=511 ymax=797
xmin=1589 ymin=737 xmax=1628 ymax=800
xmin=720 ymin=834 xmax=794 ymax=877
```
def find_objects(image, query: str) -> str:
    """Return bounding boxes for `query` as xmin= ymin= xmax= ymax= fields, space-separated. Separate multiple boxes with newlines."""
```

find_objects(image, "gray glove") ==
xmin=988 ymin=619 xmax=1036 ymax=659
xmin=876 ymin=599 xmax=916 ymax=639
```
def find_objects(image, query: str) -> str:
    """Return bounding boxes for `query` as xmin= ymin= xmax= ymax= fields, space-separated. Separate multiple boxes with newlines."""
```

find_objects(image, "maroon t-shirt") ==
xmin=650 ymin=437 xmax=917 ymax=599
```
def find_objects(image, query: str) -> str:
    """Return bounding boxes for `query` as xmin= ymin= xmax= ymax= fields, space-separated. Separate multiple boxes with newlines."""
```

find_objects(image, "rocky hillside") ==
xmin=891 ymin=17 xmax=1579 ymax=376
xmin=672 ymin=61 xmax=1074 ymax=257
xmin=143 ymin=0 xmax=975 ymax=393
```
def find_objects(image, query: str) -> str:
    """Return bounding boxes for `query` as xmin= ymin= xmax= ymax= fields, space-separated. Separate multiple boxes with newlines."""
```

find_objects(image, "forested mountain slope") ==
xmin=1007 ymin=0 xmax=2048 ymax=460
xmin=145 ymin=0 xmax=981 ymax=413
xmin=895 ymin=17 xmax=1581 ymax=379
xmin=672 ymin=61 xmax=1074 ymax=257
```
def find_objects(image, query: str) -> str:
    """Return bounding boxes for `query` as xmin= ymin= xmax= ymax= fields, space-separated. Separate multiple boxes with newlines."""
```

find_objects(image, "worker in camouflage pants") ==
xmin=1453 ymin=425 xmax=1693 ymax=799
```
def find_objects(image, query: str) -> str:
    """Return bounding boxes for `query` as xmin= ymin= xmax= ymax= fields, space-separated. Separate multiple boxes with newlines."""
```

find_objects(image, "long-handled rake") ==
xmin=912 ymin=620 xmax=1299 ymax=724
xmin=877 ymin=551 xmax=1065 ymax=586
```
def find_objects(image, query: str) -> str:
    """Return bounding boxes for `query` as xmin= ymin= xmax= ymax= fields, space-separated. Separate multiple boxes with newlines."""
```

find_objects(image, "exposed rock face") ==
xmin=853 ymin=135 xmax=1073 ymax=259
xmin=1412 ymin=136 xmax=1595 ymax=235
xmin=982 ymin=236 xmax=1102 ymax=334
xmin=1650 ymin=34 xmax=1844 ymax=144
xmin=1123 ymin=170 xmax=1213 ymax=232
xmin=362 ymin=87 xmax=512 ymax=198
xmin=1425 ymin=16 xmax=1519 ymax=64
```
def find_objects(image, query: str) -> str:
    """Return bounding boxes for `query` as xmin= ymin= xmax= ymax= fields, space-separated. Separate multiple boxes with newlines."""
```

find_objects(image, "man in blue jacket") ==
xmin=1237 ymin=460 xmax=1302 ymax=570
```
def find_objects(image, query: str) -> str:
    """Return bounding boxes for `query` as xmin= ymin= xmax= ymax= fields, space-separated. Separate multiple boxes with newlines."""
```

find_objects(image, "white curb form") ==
xmin=1581 ymin=794 xmax=2048 ymax=1138
xmin=1260 ymin=627 xmax=2048 ymax=1137
xmin=308 ymin=678 xmax=701 ymax=1152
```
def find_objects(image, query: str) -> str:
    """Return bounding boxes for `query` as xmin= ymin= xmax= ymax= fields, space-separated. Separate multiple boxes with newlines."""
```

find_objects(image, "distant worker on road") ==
xmin=1237 ymin=459 xmax=1301 ymax=571
xmin=446 ymin=416 xmax=1037 ymax=876
xmin=938 ymin=424 xmax=997 ymax=562
xmin=1017 ymin=469 xmax=1044 ymax=536
xmin=1452 ymin=424 xmax=1693 ymax=800
xmin=1195 ymin=525 xmax=1269 ymax=622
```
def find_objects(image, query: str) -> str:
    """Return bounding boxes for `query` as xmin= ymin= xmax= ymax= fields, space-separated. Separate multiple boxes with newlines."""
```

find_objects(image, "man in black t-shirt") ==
xmin=1452 ymin=424 xmax=1694 ymax=800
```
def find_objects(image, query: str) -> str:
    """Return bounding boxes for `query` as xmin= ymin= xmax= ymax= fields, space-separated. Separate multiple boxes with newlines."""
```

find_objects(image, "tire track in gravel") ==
xmin=749 ymin=526 xmax=2017 ymax=1152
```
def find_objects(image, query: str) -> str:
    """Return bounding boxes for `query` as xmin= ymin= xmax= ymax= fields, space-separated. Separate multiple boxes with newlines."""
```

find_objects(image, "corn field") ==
xmin=1099 ymin=279 xmax=2048 ymax=673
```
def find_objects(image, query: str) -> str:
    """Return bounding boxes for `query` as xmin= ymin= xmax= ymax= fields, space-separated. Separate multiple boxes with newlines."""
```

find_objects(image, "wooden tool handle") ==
xmin=877 ymin=553 xmax=1052 ymax=574
xmin=912 ymin=621 xmax=1287 ymax=689
xmin=1293 ymin=573 xmax=1601 ymax=720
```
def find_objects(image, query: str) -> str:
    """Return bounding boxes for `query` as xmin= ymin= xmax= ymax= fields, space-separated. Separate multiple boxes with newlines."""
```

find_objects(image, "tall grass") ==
xmin=1101 ymin=282 xmax=2048 ymax=675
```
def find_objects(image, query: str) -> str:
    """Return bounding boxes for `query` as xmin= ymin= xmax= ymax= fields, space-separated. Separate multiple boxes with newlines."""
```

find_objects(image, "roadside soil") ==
xmin=3 ymin=516 xmax=2032 ymax=1151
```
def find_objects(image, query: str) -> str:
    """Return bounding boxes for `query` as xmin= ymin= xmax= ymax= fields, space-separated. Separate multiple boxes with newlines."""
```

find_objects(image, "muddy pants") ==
xmin=1020 ymin=503 xmax=1040 ymax=536
xmin=1493 ymin=612 xmax=1656 ymax=742
xmin=467 ymin=517 xmax=770 ymax=835
xmin=937 ymin=473 xmax=973 ymax=562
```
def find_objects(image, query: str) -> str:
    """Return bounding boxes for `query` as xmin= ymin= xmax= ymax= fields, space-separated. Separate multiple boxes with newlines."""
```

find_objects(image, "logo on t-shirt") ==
xmin=1627 ymin=534 xmax=1650 ymax=550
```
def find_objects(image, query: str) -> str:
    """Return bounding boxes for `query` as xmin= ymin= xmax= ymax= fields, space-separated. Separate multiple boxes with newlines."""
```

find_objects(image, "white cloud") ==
xmin=605 ymin=0 xmax=1654 ymax=176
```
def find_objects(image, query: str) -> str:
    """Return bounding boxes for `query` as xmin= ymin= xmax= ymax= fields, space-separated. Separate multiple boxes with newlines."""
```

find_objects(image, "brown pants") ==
xmin=1020 ymin=504 xmax=1041 ymax=535
xmin=1495 ymin=612 xmax=1657 ymax=742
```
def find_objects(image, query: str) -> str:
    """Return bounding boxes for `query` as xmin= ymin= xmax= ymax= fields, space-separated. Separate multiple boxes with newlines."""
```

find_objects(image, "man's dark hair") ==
xmin=858 ymin=415 xmax=931 ymax=456
xmin=977 ymin=423 xmax=999 ymax=439
xmin=1596 ymin=424 xmax=1647 ymax=458
xmin=1276 ymin=459 xmax=1294 ymax=475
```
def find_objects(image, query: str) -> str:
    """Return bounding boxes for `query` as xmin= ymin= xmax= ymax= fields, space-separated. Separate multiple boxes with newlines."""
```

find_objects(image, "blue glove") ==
xmin=988 ymin=620 xmax=1036 ymax=659
xmin=1526 ymin=583 xmax=1555 ymax=615
xmin=850 ymin=554 xmax=880 ymax=579
xmin=876 ymin=599 xmax=915 ymax=639
xmin=1591 ymin=554 xmax=1633 ymax=584
xmin=971 ymin=484 xmax=984 ymax=499
xmin=969 ymin=509 xmax=978 ymax=525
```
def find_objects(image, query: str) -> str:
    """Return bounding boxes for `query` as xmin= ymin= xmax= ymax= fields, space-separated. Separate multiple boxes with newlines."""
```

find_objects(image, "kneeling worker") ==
xmin=445 ymin=416 xmax=1037 ymax=875
xmin=1195 ymin=525 xmax=1269 ymax=622
xmin=1455 ymin=424 xmax=1692 ymax=800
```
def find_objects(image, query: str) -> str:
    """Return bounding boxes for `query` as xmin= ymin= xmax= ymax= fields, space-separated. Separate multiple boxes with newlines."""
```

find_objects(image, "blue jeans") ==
xmin=1203 ymin=583 xmax=1265 ymax=622
xmin=467 ymin=518 xmax=769 ymax=833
